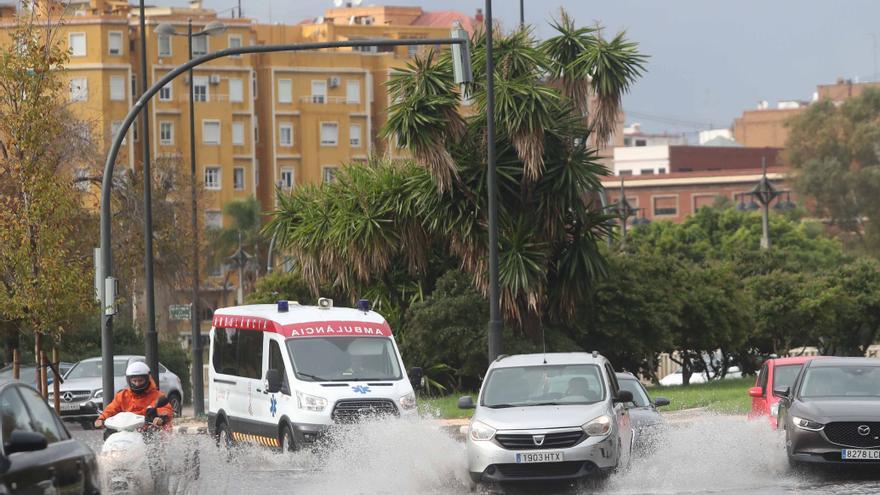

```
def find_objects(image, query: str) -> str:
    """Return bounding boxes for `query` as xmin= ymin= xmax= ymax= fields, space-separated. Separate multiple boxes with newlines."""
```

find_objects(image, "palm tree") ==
xmin=267 ymin=11 xmax=646 ymax=337
xmin=206 ymin=196 xmax=265 ymax=303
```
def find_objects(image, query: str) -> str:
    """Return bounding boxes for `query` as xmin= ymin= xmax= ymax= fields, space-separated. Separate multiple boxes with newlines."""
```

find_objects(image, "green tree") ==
xmin=786 ymin=88 xmax=880 ymax=251
xmin=0 ymin=4 xmax=94 ymax=367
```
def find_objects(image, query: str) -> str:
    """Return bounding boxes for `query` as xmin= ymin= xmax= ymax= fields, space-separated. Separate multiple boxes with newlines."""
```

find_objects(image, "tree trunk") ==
xmin=12 ymin=348 xmax=19 ymax=380
xmin=52 ymin=347 xmax=61 ymax=414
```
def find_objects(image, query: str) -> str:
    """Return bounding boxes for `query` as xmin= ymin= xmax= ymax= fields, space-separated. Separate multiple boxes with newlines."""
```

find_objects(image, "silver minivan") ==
xmin=458 ymin=352 xmax=633 ymax=484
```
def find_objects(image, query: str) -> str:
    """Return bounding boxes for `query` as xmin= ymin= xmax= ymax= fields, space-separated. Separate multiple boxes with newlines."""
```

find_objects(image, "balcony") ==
xmin=299 ymin=95 xmax=359 ymax=105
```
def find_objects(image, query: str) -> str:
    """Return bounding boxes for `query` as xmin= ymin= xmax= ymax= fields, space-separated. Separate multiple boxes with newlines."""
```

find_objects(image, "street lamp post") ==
xmin=484 ymin=0 xmax=503 ymax=362
xmin=98 ymin=34 xmax=472 ymax=418
xmin=156 ymin=19 xmax=227 ymax=416
xmin=228 ymin=231 xmax=252 ymax=305
xmin=607 ymin=177 xmax=648 ymax=250
xmin=735 ymin=158 xmax=792 ymax=250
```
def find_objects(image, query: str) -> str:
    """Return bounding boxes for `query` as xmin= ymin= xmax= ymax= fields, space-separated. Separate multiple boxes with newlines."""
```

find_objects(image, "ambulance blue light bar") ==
xmin=277 ymin=300 xmax=289 ymax=313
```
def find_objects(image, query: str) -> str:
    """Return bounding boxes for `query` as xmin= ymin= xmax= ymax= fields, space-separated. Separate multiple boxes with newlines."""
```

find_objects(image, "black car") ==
xmin=616 ymin=372 xmax=670 ymax=453
xmin=1 ymin=379 xmax=100 ymax=494
xmin=776 ymin=357 xmax=880 ymax=467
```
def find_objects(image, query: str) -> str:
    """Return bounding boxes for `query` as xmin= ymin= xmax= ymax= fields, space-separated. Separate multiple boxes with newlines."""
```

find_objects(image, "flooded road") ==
xmin=72 ymin=413 xmax=880 ymax=494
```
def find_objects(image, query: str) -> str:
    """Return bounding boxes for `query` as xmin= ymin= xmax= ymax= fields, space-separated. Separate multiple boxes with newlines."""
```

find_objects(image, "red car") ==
xmin=748 ymin=356 xmax=822 ymax=429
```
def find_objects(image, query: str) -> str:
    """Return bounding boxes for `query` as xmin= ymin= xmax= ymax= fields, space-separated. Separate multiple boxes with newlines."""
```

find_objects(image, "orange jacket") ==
xmin=98 ymin=378 xmax=174 ymax=429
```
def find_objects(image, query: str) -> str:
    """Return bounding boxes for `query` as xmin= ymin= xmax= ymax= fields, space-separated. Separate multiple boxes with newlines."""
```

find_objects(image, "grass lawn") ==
xmin=646 ymin=377 xmax=753 ymax=414
xmin=418 ymin=377 xmax=755 ymax=419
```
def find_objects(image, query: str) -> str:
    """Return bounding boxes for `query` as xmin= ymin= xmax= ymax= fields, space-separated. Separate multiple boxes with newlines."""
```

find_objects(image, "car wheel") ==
xmin=279 ymin=422 xmax=297 ymax=453
xmin=168 ymin=393 xmax=182 ymax=418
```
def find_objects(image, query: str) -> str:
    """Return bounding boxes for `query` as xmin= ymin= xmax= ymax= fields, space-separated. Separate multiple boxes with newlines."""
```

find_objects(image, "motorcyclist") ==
xmin=94 ymin=361 xmax=173 ymax=430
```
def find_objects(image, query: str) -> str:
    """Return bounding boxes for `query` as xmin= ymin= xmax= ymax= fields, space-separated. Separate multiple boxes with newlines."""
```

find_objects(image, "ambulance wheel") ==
xmin=216 ymin=420 xmax=234 ymax=449
xmin=280 ymin=423 xmax=297 ymax=453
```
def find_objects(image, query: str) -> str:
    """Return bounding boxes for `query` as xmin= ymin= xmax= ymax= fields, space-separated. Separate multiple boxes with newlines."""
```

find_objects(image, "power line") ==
xmin=624 ymin=110 xmax=717 ymax=130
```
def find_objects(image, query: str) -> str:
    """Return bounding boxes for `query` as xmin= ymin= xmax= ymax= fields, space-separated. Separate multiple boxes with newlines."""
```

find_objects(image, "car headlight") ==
xmin=770 ymin=403 xmax=779 ymax=418
xmin=296 ymin=391 xmax=327 ymax=412
xmin=469 ymin=420 xmax=496 ymax=441
xmin=92 ymin=389 xmax=103 ymax=400
xmin=582 ymin=415 xmax=613 ymax=437
xmin=399 ymin=392 xmax=417 ymax=410
xmin=791 ymin=416 xmax=824 ymax=431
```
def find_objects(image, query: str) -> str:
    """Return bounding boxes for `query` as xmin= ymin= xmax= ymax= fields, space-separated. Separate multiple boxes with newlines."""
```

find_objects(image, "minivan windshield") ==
xmin=481 ymin=364 xmax=606 ymax=408
xmin=66 ymin=360 xmax=128 ymax=380
xmin=286 ymin=337 xmax=402 ymax=381
xmin=799 ymin=365 xmax=880 ymax=398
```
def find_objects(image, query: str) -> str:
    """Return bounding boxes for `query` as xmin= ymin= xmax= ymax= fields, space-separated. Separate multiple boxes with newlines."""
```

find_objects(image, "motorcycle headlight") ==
xmin=582 ymin=415 xmax=613 ymax=437
xmin=295 ymin=391 xmax=327 ymax=412
xmin=399 ymin=392 xmax=417 ymax=410
xmin=791 ymin=416 xmax=824 ymax=431
xmin=770 ymin=403 xmax=779 ymax=418
xmin=469 ymin=420 xmax=496 ymax=441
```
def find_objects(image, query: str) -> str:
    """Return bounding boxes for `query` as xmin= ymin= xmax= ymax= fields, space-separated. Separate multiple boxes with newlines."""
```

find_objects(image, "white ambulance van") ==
xmin=207 ymin=299 xmax=422 ymax=451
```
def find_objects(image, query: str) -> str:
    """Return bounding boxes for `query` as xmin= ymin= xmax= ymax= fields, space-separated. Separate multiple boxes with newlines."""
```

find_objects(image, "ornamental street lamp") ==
xmin=606 ymin=177 xmax=648 ymax=250
xmin=734 ymin=157 xmax=793 ymax=250
xmin=155 ymin=19 xmax=226 ymax=416
xmin=98 ymin=32 xmax=472 ymax=415
xmin=227 ymin=231 xmax=252 ymax=306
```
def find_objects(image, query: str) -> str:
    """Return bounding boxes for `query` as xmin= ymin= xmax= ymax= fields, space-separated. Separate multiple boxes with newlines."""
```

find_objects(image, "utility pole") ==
xmin=485 ymin=0 xmax=503 ymax=361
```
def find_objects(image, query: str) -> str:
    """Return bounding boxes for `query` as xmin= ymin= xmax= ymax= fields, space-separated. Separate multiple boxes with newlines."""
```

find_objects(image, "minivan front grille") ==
xmin=824 ymin=422 xmax=880 ymax=448
xmin=493 ymin=461 xmax=588 ymax=478
xmin=332 ymin=399 xmax=398 ymax=423
xmin=495 ymin=430 xmax=585 ymax=450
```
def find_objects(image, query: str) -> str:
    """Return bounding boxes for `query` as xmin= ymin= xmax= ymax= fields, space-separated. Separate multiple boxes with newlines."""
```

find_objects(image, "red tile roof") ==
xmin=412 ymin=11 xmax=477 ymax=33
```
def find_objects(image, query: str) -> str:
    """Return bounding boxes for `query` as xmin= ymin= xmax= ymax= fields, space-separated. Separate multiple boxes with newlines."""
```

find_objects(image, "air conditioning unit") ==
xmin=327 ymin=76 xmax=340 ymax=88
xmin=209 ymin=75 xmax=221 ymax=85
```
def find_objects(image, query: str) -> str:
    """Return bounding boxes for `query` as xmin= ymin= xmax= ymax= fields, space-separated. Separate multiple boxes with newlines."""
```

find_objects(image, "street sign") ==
xmin=169 ymin=304 xmax=192 ymax=321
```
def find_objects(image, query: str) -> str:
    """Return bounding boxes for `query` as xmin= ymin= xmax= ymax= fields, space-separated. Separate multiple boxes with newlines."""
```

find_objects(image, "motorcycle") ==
xmin=99 ymin=396 xmax=180 ymax=494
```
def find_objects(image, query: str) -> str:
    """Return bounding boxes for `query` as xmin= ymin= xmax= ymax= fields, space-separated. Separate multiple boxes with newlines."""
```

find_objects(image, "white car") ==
xmin=208 ymin=298 xmax=421 ymax=452
xmin=658 ymin=366 xmax=742 ymax=386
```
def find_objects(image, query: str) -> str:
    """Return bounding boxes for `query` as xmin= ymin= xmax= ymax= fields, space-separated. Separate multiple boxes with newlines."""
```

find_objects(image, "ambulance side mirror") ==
xmin=408 ymin=367 xmax=423 ymax=389
xmin=266 ymin=369 xmax=282 ymax=394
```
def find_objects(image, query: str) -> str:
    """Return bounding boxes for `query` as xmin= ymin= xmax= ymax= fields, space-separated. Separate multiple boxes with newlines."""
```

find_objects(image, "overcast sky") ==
xmin=163 ymin=0 xmax=880 ymax=139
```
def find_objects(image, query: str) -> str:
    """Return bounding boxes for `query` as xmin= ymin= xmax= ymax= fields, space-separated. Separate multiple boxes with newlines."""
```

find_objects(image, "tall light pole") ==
xmin=519 ymin=0 xmax=524 ymax=28
xmin=485 ymin=0 xmax=503 ymax=361
xmin=100 ymin=33 xmax=471 ymax=417
xmin=735 ymin=157 xmax=792 ymax=250
xmin=155 ymin=19 xmax=226 ymax=416
xmin=607 ymin=177 xmax=648 ymax=251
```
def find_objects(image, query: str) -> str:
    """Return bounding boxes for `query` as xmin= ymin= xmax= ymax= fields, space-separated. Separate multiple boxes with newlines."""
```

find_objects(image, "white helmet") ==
xmin=125 ymin=361 xmax=151 ymax=394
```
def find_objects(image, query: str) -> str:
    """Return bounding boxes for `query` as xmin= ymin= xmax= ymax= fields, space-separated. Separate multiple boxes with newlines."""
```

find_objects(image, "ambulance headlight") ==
xmin=296 ymin=391 xmax=327 ymax=412
xmin=399 ymin=392 xmax=416 ymax=410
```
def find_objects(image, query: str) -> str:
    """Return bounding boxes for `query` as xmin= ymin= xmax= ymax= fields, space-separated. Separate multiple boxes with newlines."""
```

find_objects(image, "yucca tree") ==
xmin=267 ymin=11 xmax=646 ymax=337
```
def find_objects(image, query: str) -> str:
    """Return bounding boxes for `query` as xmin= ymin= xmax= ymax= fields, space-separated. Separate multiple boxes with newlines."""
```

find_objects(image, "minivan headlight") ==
xmin=296 ymin=391 xmax=327 ymax=412
xmin=399 ymin=392 xmax=416 ymax=410
xmin=582 ymin=415 xmax=612 ymax=437
xmin=791 ymin=416 xmax=824 ymax=431
xmin=469 ymin=420 xmax=496 ymax=441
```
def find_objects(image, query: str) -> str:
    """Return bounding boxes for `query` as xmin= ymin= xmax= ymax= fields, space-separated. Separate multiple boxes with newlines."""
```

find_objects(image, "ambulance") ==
xmin=207 ymin=298 xmax=422 ymax=451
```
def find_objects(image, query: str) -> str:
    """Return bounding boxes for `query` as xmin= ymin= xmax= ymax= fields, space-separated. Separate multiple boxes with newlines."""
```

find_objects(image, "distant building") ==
xmin=698 ymin=128 xmax=735 ymax=145
xmin=613 ymin=144 xmax=781 ymax=177
xmin=622 ymin=123 xmax=687 ymax=147
xmin=732 ymin=78 xmax=880 ymax=148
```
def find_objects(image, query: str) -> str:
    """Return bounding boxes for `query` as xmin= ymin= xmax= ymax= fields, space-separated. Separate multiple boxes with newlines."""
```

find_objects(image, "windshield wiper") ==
xmin=296 ymin=372 xmax=329 ymax=382
xmin=486 ymin=403 xmax=519 ymax=409
xmin=531 ymin=402 xmax=563 ymax=406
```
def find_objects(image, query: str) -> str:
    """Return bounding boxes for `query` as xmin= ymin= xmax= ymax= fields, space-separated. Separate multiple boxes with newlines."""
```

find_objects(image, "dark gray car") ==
xmin=616 ymin=372 xmax=670 ymax=454
xmin=776 ymin=357 xmax=880 ymax=466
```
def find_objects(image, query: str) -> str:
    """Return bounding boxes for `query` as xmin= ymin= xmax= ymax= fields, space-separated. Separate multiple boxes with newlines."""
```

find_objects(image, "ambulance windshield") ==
xmin=287 ymin=337 xmax=402 ymax=382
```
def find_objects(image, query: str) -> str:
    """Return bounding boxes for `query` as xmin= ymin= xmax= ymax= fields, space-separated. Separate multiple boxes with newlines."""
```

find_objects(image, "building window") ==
xmin=320 ymin=122 xmax=338 ymax=146
xmin=618 ymin=170 xmax=632 ymax=176
xmin=640 ymin=169 xmax=654 ymax=175
xmin=108 ymin=31 xmax=123 ymax=55
xmin=322 ymin=167 xmax=338 ymax=183
xmin=157 ymin=34 xmax=171 ymax=57
xmin=69 ymin=78 xmax=88 ymax=102
xmin=205 ymin=210 xmax=222 ymax=229
xmin=229 ymin=78 xmax=243 ymax=103
xmin=192 ymin=76 xmax=208 ymax=102
xmin=204 ymin=167 xmax=221 ymax=190
xmin=349 ymin=124 xmax=361 ymax=147
xmin=254 ymin=120 xmax=259 ymax=143
xmin=653 ymin=196 xmax=678 ymax=216
xmin=635 ymin=139 xmax=647 ymax=147
xmin=252 ymin=72 xmax=257 ymax=100
xmin=280 ymin=168 xmax=294 ymax=189
xmin=407 ymin=45 xmax=419 ymax=58
xmin=232 ymin=122 xmax=245 ymax=146
xmin=624 ymin=137 xmax=632 ymax=146
xmin=159 ymin=83 xmax=172 ymax=101
xmin=159 ymin=121 xmax=174 ymax=145
xmin=693 ymin=194 xmax=716 ymax=211
xmin=130 ymin=74 xmax=137 ymax=97
xmin=311 ymin=80 xmax=327 ymax=103
xmin=69 ymin=33 xmax=86 ymax=57
xmin=109 ymin=76 xmax=125 ymax=101
xmin=111 ymin=120 xmax=126 ymax=144
xmin=658 ymin=168 xmax=667 ymax=174
xmin=192 ymin=35 xmax=208 ymax=56
xmin=277 ymin=79 xmax=292 ymax=104
xmin=346 ymin=80 xmax=360 ymax=104
xmin=202 ymin=120 xmax=220 ymax=145
xmin=228 ymin=35 xmax=242 ymax=56
xmin=279 ymin=124 xmax=293 ymax=147
xmin=233 ymin=167 xmax=245 ymax=190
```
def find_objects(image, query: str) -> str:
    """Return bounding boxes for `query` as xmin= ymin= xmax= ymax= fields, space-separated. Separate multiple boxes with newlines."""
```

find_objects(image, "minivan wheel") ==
xmin=280 ymin=423 xmax=297 ymax=453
